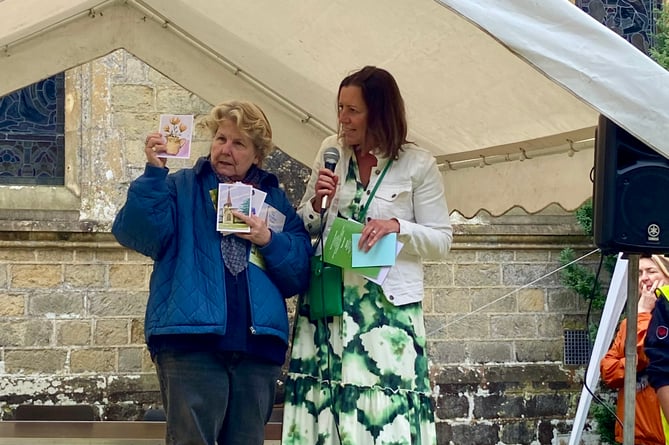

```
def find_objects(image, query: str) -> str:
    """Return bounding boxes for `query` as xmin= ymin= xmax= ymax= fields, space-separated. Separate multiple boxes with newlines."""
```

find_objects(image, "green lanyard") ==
xmin=358 ymin=159 xmax=393 ymax=222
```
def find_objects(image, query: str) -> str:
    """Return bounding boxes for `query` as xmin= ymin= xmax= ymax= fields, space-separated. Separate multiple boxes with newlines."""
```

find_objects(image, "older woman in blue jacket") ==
xmin=112 ymin=100 xmax=312 ymax=445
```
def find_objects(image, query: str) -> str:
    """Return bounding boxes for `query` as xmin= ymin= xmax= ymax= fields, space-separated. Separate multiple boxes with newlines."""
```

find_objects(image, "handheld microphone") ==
xmin=320 ymin=147 xmax=340 ymax=211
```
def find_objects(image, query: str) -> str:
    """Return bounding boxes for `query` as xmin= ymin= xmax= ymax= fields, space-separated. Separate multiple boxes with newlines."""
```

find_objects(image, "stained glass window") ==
xmin=0 ymin=73 xmax=65 ymax=185
xmin=577 ymin=0 xmax=663 ymax=54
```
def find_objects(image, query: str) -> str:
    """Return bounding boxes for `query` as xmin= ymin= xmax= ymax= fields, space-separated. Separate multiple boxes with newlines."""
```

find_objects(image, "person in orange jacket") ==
xmin=601 ymin=254 xmax=669 ymax=445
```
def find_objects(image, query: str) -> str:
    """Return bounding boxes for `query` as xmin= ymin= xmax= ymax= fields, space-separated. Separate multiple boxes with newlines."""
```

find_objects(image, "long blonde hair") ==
xmin=651 ymin=254 xmax=669 ymax=279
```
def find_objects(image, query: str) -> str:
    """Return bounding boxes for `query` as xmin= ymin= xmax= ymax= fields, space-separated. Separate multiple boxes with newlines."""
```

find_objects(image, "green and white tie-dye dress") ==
xmin=282 ymin=156 xmax=437 ymax=445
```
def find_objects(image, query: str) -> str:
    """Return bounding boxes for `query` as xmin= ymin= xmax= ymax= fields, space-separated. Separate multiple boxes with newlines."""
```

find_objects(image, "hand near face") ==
xmin=144 ymin=132 xmax=168 ymax=168
xmin=232 ymin=210 xmax=272 ymax=247
xmin=638 ymin=257 xmax=669 ymax=313
xmin=639 ymin=279 xmax=663 ymax=313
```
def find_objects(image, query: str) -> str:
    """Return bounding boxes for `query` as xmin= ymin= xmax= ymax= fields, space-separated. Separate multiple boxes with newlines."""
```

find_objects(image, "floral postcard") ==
xmin=157 ymin=114 xmax=194 ymax=159
xmin=216 ymin=183 xmax=253 ymax=233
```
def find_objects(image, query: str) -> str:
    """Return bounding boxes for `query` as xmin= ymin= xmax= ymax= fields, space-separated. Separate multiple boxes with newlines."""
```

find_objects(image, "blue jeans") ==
xmin=154 ymin=350 xmax=280 ymax=445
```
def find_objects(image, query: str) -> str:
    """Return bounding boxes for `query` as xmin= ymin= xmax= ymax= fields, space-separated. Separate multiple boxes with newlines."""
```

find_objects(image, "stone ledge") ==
xmin=431 ymin=363 xmax=581 ymax=390
xmin=0 ymin=229 xmax=594 ymax=252
xmin=0 ymin=212 xmax=102 ymax=233
xmin=0 ymin=231 xmax=116 ymax=243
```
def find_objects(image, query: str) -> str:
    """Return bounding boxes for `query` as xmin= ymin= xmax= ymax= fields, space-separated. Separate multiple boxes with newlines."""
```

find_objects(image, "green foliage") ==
xmin=558 ymin=199 xmax=609 ymax=310
xmin=559 ymin=200 xmax=618 ymax=441
xmin=590 ymin=400 xmax=620 ymax=445
xmin=602 ymin=253 xmax=617 ymax=275
xmin=651 ymin=6 xmax=669 ymax=69
xmin=575 ymin=200 xmax=593 ymax=236
xmin=559 ymin=247 xmax=607 ymax=310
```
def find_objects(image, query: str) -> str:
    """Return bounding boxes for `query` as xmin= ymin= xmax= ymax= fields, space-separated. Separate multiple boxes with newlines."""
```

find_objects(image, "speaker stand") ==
xmin=622 ymin=253 xmax=639 ymax=445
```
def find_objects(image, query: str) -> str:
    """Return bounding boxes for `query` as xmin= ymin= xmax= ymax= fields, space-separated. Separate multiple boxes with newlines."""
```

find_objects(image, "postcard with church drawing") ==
xmin=216 ymin=182 xmax=252 ymax=233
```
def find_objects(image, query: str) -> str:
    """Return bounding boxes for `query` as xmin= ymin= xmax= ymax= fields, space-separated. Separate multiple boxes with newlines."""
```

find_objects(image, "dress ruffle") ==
xmin=282 ymin=272 xmax=437 ymax=445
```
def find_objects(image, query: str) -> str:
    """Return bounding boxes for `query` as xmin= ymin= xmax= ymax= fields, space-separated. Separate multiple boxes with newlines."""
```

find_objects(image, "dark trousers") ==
xmin=154 ymin=350 xmax=280 ymax=445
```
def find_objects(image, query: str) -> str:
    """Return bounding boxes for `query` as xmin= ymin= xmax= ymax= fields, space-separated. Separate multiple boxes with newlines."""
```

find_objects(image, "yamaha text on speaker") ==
xmin=593 ymin=115 xmax=669 ymax=254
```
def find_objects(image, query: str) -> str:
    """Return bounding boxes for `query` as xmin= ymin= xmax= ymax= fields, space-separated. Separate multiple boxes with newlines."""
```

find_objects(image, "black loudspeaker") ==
xmin=593 ymin=114 xmax=669 ymax=254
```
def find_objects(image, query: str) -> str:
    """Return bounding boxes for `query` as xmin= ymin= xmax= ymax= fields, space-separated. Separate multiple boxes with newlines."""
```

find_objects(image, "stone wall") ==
xmin=0 ymin=229 xmax=605 ymax=444
xmin=0 ymin=50 xmax=607 ymax=444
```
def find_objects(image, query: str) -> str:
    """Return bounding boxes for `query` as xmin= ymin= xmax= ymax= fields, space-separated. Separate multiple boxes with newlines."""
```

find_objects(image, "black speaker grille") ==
xmin=616 ymin=165 xmax=669 ymax=249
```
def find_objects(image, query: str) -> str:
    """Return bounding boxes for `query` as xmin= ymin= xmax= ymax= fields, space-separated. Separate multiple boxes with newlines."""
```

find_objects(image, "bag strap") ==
xmin=358 ymin=159 xmax=393 ymax=222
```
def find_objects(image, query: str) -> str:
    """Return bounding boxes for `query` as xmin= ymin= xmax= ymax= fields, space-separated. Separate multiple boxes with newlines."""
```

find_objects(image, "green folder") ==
xmin=323 ymin=217 xmax=382 ymax=279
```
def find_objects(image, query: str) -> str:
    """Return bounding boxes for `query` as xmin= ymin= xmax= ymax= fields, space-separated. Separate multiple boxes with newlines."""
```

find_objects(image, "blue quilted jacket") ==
xmin=112 ymin=158 xmax=312 ymax=345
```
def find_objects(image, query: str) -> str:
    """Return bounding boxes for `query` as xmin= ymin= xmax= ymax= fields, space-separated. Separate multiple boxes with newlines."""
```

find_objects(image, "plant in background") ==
xmin=590 ymin=400 xmax=618 ymax=445
xmin=651 ymin=5 xmax=669 ymax=69
xmin=559 ymin=199 xmax=619 ymax=444
xmin=559 ymin=199 xmax=615 ymax=310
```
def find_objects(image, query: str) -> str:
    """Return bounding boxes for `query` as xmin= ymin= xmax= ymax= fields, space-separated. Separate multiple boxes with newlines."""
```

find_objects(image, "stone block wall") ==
xmin=424 ymin=244 xmax=592 ymax=365
xmin=0 ymin=228 xmax=607 ymax=444
xmin=421 ymin=228 xmax=604 ymax=444
xmin=0 ymin=233 xmax=156 ymax=419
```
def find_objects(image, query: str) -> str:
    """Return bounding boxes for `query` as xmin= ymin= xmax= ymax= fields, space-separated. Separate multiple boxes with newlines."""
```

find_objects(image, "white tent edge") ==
xmin=568 ymin=253 xmax=628 ymax=445
xmin=436 ymin=0 xmax=669 ymax=161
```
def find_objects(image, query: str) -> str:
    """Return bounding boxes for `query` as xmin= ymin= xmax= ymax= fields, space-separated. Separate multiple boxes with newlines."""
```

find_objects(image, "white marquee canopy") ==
xmin=1 ymin=0 xmax=667 ymax=216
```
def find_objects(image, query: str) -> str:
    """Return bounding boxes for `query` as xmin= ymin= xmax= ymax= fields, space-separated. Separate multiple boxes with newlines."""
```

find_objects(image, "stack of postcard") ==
xmin=216 ymin=183 xmax=267 ymax=233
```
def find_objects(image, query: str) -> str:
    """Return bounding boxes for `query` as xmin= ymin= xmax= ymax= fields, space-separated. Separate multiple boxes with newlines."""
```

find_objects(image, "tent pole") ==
xmin=623 ymin=254 xmax=639 ymax=445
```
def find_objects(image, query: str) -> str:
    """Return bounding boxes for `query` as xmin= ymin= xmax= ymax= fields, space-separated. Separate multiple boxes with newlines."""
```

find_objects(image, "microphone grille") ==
xmin=323 ymin=147 xmax=340 ymax=164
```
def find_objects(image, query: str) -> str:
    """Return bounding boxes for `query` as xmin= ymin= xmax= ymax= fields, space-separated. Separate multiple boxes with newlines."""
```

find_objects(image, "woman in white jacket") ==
xmin=282 ymin=66 xmax=453 ymax=445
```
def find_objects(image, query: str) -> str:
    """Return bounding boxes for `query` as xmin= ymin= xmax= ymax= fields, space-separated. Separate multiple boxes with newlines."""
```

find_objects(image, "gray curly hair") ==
xmin=204 ymin=100 xmax=274 ymax=165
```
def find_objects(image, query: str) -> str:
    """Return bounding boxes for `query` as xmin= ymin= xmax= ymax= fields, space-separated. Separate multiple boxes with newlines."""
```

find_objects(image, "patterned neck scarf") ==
xmin=215 ymin=163 xmax=263 ymax=276
xmin=215 ymin=163 xmax=264 ymax=188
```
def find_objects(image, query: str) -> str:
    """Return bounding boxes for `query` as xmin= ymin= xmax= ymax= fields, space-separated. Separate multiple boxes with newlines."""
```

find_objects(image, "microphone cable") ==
xmin=316 ymin=205 xmax=344 ymax=443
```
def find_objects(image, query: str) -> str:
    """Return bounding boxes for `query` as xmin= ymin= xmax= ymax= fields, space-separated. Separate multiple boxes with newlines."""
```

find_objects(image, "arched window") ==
xmin=0 ymin=73 xmax=65 ymax=185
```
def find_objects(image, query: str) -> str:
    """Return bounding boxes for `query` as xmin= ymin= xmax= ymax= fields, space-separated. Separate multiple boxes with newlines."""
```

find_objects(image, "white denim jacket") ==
xmin=298 ymin=135 xmax=452 ymax=306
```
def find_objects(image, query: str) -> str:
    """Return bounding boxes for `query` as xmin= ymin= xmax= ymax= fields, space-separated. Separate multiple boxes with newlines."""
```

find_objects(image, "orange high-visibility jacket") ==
xmin=601 ymin=313 xmax=666 ymax=445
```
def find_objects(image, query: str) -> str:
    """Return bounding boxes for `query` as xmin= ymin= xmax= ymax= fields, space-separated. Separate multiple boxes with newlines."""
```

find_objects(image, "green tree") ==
xmin=558 ymin=200 xmax=618 ymax=443
xmin=559 ymin=199 xmax=615 ymax=311
xmin=651 ymin=6 xmax=669 ymax=69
